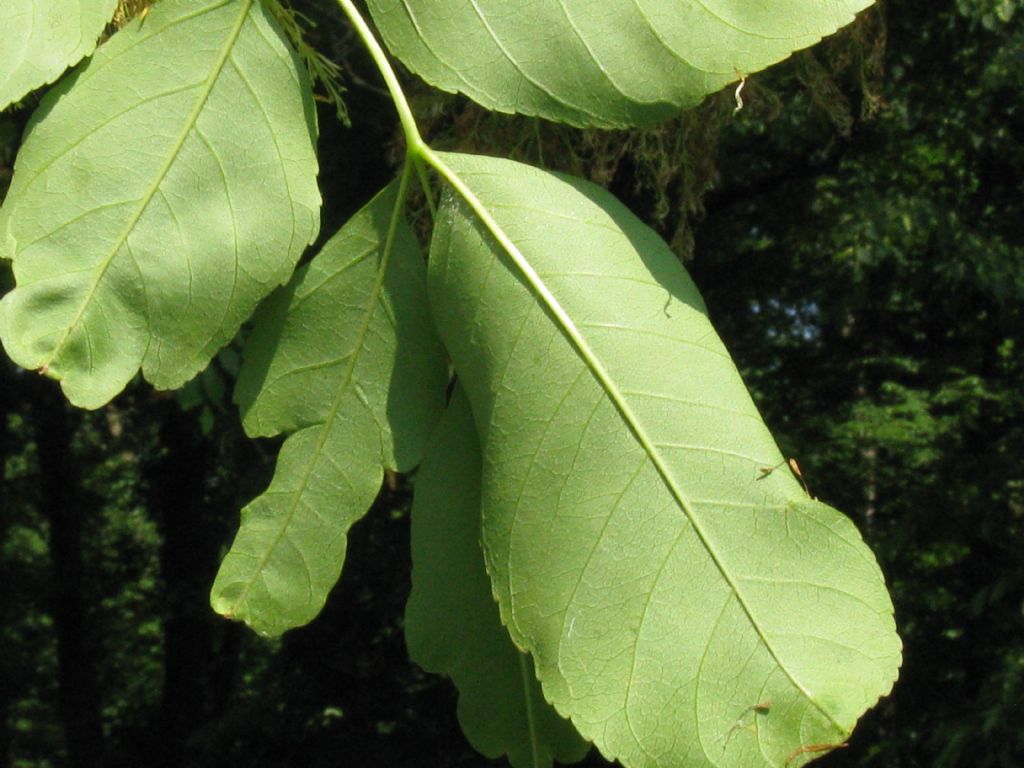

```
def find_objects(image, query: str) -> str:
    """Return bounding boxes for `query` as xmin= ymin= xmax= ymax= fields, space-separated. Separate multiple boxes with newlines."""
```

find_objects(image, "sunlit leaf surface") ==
xmin=0 ymin=0 xmax=117 ymax=110
xmin=367 ymin=0 xmax=873 ymax=128
xmin=211 ymin=182 xmax=446 ymax=637
xmin=406 ymin=387 xmax=590 ymax=768
xmin=0 ymin=0 xmax=320 ymax=408
xmin=429 ymin=152 xmax=901 ymax=767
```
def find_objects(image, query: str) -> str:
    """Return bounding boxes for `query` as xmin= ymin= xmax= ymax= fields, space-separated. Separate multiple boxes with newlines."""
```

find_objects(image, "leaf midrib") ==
xmin=42 ymin=0 xmax=254 ymax=369
xmin=431 ymin=153 xmax=843 ymax=733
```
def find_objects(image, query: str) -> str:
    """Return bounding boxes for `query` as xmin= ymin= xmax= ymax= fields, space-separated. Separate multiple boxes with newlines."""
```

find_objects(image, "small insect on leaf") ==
xmin=724 ymin=700 xmax=770 ymax=741
xmin=785 ymin=741 xmax=848 ymax=766
xmin=720 ymin=699 xmax=773 ymax=749
xmin=758 ymin=461 xmax=785 ymax=479
xmin=788 ymin=457 xmax=814 ymax=497
xmin=733 ymin=69 xmax=747 ymax=114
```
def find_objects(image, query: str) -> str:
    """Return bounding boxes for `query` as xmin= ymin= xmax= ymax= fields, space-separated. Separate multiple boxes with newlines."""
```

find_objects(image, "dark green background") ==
xmin=1 ymin=0 xmax=1021 ymax=765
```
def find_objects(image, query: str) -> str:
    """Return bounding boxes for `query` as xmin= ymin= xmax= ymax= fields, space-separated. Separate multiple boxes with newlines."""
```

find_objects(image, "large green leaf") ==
xmin=0 ymin=0 xmax=117 ymax=110
xmin=367 ymin=0 xmax=874 ymax=128
xmin=0 ymin=0 xmax=320 ymax=408
xmin=211 ymin=181 xmax=446 ymax=637
xmin=406 ymin=387 xmax=590 ymax=768
xmin=428 ymin=153 xmax=901 ymax=767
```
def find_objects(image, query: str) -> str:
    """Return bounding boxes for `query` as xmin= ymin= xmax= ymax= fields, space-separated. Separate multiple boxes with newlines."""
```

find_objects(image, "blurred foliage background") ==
xmin=1 ymin=0 xmax=1022 ymax=766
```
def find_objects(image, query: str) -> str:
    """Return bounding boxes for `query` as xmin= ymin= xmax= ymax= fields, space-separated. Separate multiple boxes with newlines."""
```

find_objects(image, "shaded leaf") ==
xmin=367 ymin=0 xmax=873 ymax=128
xmin=0 ymin=0 xmax=320 ymax=408
xmin=406 ymin=386 xmax=590 ymax=768
xmin=428 ymin=153 xmax=901 ymax=767
xmin=211 ymin=181 xmax=447 ymax=637
xmin=0 ymin=0 xmax=117 ymax=110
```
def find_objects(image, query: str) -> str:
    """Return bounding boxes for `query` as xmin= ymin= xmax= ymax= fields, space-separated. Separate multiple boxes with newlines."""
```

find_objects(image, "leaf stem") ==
xmin=517 ymin=652 xmax=543 ymax=768
xmin=335 ymin=0 xmax=425 ymax=155
xmin=414 ymin=158 xmax=437 ymax=220
xmin=419 ymin=148 xmax=585 ymax=351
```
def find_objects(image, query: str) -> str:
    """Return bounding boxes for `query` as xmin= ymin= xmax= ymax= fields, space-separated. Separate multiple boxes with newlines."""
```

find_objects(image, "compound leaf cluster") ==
xmin=0 ymin=2 xmax=900 ymax=766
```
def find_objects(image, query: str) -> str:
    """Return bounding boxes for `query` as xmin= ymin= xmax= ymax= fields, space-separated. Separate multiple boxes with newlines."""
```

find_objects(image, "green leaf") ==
xmin=211 ymin=180 xmax=447 ymax=637
xmin=366 ymin=0 xmax=874 ymax=128
xmin=406 ymin=387 xmax=590 ymax=768
xmin=0 ymin=0 xmax=320 ymax=408
xmin=0 ymin=0 xmax=118 ymax=111
xmin=428 ymin=153 xmax=901 ymax=767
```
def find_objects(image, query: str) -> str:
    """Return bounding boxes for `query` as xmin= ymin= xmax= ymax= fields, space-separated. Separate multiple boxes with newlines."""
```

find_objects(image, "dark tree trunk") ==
xmin=142 ymin=400 xmax=225 ymax=767
xmin=209 ymin=621 xmax=243 ymax=722
xmin=0 ymin=683 xmax=8 ymax=768
xmin=0 ymin=363 xmax=16 ymax=768
xmin=30 ymin=381 xmax=105 ymax=768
